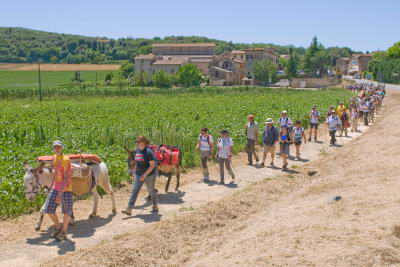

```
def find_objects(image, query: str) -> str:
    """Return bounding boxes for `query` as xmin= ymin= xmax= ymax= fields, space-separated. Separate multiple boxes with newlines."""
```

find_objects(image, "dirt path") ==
xmin=0 ymin=103 xmax=381 ymax=266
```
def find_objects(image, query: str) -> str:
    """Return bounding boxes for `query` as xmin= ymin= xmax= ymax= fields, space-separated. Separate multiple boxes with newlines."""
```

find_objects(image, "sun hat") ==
xmin=52 ymin=140 xmax=64 ymax=148
xmin=265 ymin=118 xmax=274 ymax=124
xmin=282 ymin=110 xmax=287 ymax=114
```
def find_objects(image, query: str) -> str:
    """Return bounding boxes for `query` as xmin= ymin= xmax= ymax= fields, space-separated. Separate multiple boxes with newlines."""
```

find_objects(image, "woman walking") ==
xmin=196 ymin=128 xmax=213 ymax=182
xmin=122 ymin=136 xmax=158 ymax=215
xmin=217 ymin=130 xmax=235 ymax=184
xmin=279 ymin=126 xmax=293 ymax=171
xmin=293 ymin=120 xmax=306 ymax=160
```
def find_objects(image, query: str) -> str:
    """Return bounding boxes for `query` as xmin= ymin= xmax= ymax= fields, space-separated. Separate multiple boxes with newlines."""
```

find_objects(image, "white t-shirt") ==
xmin=310 ymin=110 xmax=320 ymax=124
xmin=279 ymin=116 xmax=292 ymax=127
xmin=199 ymin=134 xmax=213 ymax=151
xmin=293 ymin=127 xmax=304 ymax=141
xmin=326 ymin=116 xmax=341 ymax=131
xmin=217 ymin=137 xmax=233 ymax=159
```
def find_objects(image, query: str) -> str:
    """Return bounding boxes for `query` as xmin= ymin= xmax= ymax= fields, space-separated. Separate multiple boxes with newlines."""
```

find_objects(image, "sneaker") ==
xmin=219 ymin=180 xmax=225 ymax=185
xmin=56 ymin=231 xmax=67 ymax=241
xmin=295 ymin=157 xmax=299 ymax=161
xmin=270 ymin=162 xmax=274 ymax=167
xmin=51 ymin=226 xmax=62 ymax=238
xmin=203 ymin=176 xmax=209 ymax=182
xmin=121 ymin=207 xmax=132 ymax=216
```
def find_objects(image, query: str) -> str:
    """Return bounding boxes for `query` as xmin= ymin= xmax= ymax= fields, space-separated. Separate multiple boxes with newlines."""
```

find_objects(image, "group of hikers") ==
xmin=39 ymin=83 xmax=385 ymax=241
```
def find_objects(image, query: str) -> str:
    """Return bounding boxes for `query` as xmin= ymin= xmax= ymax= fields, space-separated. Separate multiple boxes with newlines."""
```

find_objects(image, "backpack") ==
xmin=199 ymin=134 xmax=212 ymax=148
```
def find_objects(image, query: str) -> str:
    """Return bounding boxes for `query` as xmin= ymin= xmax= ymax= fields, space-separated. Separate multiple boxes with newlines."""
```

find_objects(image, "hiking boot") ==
xmin=307 ymin=137 xmax=311 ymax=142
xmin=282 ymin=165 xmax=288 ymax=171
xmin=152 ymin=205 xmax=159 ymax=213
xmin=50 ymin=226 xmax=62 ymax=238
xmin=314 ymin=137 xmax=317 ymax=141
xmin=56 ymin=231 xmax=67 ymax=242
xmin=270 ymin=162 xmax=274 ymax=167
xmin=219 ymin=180 xmax=225 ymax=185
xmin=231 ymin=174 xmax=235 ymax=180
xmin=121 ymin=207 xmax=132 ymax=216
xmin=260 ymin=163 xmax=265 ymax=168
xmin=247 ymin=162 xmax=253 ymax=166
xmin=203 ymin=175 xmax=209 ymax=182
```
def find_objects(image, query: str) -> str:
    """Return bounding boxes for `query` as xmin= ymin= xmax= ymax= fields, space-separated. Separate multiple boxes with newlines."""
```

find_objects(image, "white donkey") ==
xmin=23 ymin=162 xmax=116 ymax=231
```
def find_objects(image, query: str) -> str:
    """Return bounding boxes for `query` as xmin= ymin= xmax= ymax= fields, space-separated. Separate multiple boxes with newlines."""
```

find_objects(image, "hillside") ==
xmin=0 ymin=27 xmax=355 ymax=65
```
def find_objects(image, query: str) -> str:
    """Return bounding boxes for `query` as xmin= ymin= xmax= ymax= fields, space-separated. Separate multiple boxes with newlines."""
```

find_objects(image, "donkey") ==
xmin=126 ymin=146 xmax=182 ymax=193
xmin=23 ymin=161 xmax=116 ymax=231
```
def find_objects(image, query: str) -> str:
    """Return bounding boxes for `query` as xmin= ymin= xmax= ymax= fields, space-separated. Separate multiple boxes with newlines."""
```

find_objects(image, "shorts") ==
xmin=279 ymin=143 xmax=290 ymax=155
xmin=263 ymin=144 xmax=276 ymax=154
xmin=294 ymin=140 xmax=302 ymax=146
xmin=310 ymin=123 xmax=319 ymax=129
xmin=200 ymin=150 xmax=211 ymax=159
xmin=43 ymin=189 xmax=73 ymax=215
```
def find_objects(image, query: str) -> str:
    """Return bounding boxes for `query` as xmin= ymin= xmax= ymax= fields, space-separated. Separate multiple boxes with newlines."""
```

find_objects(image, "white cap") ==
xmin=52 ymin=140 xmax=64 ymax=148
xmin=265 ymin=118 xmax=274 ymax=124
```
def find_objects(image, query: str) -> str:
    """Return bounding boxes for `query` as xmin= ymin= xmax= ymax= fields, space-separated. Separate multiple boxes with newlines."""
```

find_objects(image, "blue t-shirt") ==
xmin=133 ymin=147 xmax=156 ymax=176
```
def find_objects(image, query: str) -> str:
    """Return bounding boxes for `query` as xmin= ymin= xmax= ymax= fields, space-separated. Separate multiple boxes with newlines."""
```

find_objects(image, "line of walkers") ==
xmin=197 ymin=83 xmax=385 ymax=181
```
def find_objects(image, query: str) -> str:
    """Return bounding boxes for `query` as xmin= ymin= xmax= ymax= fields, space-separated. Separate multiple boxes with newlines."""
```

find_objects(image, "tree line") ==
xmin=368 ymin=42 xmax=400 ymax=84
xmin=0 ymin=28 xmax=358 ymax=69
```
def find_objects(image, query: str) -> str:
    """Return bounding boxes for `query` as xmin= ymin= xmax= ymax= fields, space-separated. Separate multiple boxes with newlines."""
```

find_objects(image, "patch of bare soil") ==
xmin=0 ymin=63 xmax=120 ymax=71
xmin=36 ymin=92 xmax=399 ymax=267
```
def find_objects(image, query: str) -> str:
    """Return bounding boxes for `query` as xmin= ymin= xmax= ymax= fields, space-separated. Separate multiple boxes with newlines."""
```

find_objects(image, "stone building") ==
xmin=348 ymin=54 xmax=372 ymax=75
xmin=336 ymin=57 xmax=349 ymax=75
xmin=208 ymin=54 xmax=245 ymax=86
xmin=243 ymin=48 xmax=280 ymax=78
xmin=134 ymin=43 xmax=215 ymax=77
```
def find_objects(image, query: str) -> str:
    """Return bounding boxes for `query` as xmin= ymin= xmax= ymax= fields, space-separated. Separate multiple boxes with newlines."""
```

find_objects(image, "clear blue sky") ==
xmin=1 ymin=0 xmax=399 ymax=52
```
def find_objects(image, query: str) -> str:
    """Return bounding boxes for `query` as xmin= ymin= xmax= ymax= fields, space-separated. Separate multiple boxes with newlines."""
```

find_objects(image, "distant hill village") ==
xmin=134 ymin=43 xmax=279 ymax=86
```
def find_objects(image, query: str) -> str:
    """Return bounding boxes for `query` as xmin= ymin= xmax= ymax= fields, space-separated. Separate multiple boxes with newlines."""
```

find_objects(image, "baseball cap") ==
xmin=52 ymin=140 xmax=64 ymax=148
xmin=220 ymin=129 xmax=229 ymax=134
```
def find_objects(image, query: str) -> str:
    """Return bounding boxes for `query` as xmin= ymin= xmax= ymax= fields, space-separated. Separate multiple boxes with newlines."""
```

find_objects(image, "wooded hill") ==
xmin=0 ymin=27 xmax=357 ymax=65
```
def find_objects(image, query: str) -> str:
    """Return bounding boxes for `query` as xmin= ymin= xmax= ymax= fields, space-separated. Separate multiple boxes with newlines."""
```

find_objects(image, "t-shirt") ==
xmin=326 ymin=116 xmax=341 ymax=131
xmin=199 ymin=134 xmax=213 ymax=151
xmin=217 ymin=137 xmax=233 ymax=159
xmin=246 ymin=121 xmax=259 ymax=140
xmin=53 ymin=154 xmax=72 ymax=192
xmin=279 ymin=117 xmax=292 ymax=127
xmin=293 ymin=127 xmax=304 ymax=141
xmin=336 ymin=105 xmax=347 ymax=117
xmin=310 ymin=110 xmax=320 ymax=124
xmin=134 ymin=147 xmax=156 ymax=176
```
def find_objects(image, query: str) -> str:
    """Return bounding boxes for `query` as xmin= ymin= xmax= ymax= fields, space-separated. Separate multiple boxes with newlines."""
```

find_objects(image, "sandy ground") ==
xmin=0 ymin=94 xmax=391 ymax=266
xmin=0 ymin=63 xmax=120 ymax=71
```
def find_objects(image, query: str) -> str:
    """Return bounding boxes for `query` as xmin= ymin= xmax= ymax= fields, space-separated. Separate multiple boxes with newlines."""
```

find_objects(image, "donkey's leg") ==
xmin=90 ymin=187 xmax=100 ymax=218
xmin=165 ymin=174 xmax=172 ymax=193
xmin=175 ymin=167 xmax=181 ymax=191
xmin=99 ymin=181 xmax=117 ymax=214
xmin=35 ymin=203 xmax=46 ymax=231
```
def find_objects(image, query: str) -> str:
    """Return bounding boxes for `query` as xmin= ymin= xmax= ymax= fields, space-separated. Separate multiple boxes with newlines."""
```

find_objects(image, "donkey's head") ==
xmin=23 ymin=162 xmax=45 ymax=201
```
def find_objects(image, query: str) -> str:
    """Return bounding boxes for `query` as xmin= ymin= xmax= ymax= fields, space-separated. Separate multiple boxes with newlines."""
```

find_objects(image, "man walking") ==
xmin=245 ymin=114 xmax=259 ymax=166
xmin=308 ymin=106 xmax=320 ymax=141
xmin=278 ymin=111 xmax=292 ymax=128
xmin=260 ymin=118 xmax=279 ymax=167
xmin=326 ymin=111 xmax=341 ymax=146
xmin=43 ymin=141 xmax=72 ymax=241
xmin=196 ymin=128 xmax=213 ymax=182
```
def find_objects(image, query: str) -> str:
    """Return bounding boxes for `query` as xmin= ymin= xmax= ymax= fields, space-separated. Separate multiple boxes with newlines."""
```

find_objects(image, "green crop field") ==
xmin=0 ymin=87 xmax=354 ymax=218
xmin=0 ymin=70 xmax=117 ymax=88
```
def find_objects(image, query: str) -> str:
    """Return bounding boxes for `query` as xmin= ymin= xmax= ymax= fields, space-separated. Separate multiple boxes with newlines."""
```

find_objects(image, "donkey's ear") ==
xmin=23 ymin=161 xmax=30 ymax=171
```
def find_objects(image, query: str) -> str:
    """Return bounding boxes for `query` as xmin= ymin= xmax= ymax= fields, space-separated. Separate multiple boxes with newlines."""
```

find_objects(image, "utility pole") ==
xmin=38 ymin=63 xmax=42 ymax=101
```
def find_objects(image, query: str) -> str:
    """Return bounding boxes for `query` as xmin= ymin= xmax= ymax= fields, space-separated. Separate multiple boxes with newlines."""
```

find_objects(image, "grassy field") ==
xmin=0 ymin=87 xmax=354 ymax=218
xmin=0 ymin=70 xmax=118 ymax=88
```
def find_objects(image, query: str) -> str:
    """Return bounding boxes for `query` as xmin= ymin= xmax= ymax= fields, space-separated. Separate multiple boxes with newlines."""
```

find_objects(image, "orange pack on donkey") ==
xmin=127 ymin=144 xmax=182 ymax=192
